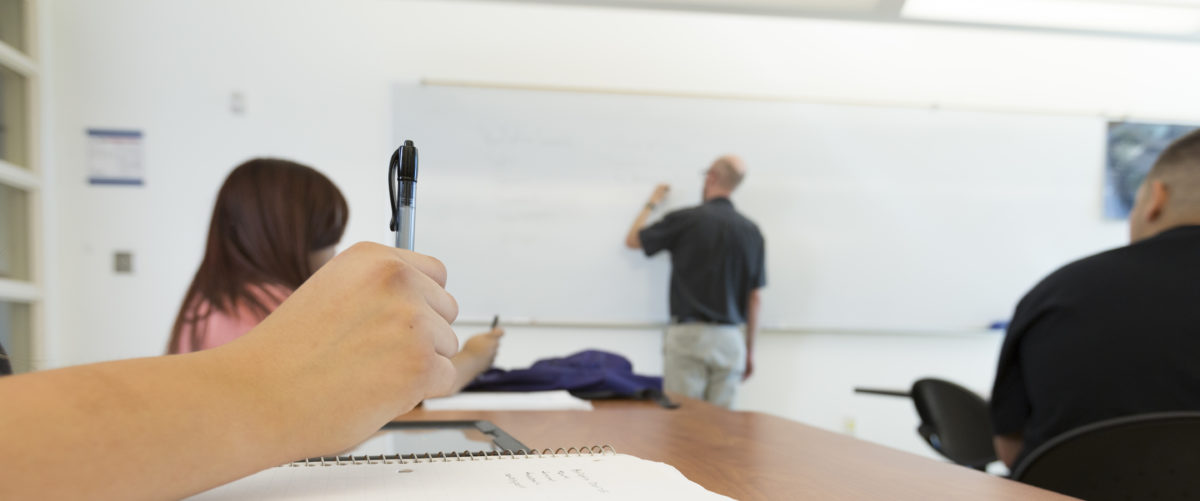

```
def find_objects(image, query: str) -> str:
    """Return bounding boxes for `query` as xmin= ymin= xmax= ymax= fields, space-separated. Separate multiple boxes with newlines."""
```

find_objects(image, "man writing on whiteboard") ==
xmin=624 ymin=155 xmax=766 ymax=409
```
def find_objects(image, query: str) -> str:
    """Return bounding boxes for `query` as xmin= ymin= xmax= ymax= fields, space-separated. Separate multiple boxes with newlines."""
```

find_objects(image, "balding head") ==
xmin=711 ymin=155 xmax=747 ymax=191
xmin=702 ymin=155 xmax=747 ymax=201
xmin=1129 ymin=128 xmax=1200 ymax=241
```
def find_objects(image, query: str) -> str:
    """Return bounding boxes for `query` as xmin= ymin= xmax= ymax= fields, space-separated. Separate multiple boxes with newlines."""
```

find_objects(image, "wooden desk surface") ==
xmin=397 ymin=396 xmax=1072 ymax=500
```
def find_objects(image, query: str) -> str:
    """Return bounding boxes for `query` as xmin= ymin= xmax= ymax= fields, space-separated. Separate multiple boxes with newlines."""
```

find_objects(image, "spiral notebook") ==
xmin=187 ymin=446 xmax=731 ymax=500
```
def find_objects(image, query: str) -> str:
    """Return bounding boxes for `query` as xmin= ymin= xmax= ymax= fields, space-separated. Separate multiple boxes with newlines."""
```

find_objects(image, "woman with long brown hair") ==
xmin=167 ymin=158 xmax=502 ymax=394
xmin=167 ymin=158 xmax=349 ymax=354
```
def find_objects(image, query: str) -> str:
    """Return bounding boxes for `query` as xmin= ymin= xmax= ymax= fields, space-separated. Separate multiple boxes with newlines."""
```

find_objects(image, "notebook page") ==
xmin=187 ymin=453 xmax=731 ymax=500
xmin=421 ymin=390 xmax=595 ymax=411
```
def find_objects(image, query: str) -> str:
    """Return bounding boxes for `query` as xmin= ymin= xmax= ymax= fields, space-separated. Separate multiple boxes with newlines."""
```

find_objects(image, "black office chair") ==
xmin=1011 ymin=411 xmax=1200 ymax=501
xmin=910 ymin=378 xmax=997 ymax=470
xmin=0 ymin=340 xmax=11 ymax=376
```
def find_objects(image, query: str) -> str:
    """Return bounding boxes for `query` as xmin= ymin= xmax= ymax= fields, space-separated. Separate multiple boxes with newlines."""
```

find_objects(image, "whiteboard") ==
xmin=395 ymin=84 xmax=1127 ymax=330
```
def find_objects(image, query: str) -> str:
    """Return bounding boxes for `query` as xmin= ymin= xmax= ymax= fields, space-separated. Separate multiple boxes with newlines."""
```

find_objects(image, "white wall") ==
xmin=46 ymin=0 xmax=1200 ymax=459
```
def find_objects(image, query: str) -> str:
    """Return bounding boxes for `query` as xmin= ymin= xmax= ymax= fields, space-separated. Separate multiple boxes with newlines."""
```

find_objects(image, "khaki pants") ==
xmin=663 ymin=323 xmax=746 ymax=409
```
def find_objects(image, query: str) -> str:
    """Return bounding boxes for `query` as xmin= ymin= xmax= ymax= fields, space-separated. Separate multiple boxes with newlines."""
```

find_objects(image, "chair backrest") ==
xmin=0 ymin=340 xmax=11 ymax=376
xmin=1012 ymin=411 xmax=1200 ymax=501
xmin=910 ymin=378 xmax=996 ymax=469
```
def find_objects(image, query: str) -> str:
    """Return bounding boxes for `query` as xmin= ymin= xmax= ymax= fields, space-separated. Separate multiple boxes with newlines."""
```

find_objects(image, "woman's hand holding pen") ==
xmin=433 ymin=327 xmax=505 ymax=398
xmin=462 ymin=327 xmax=505 ymax=370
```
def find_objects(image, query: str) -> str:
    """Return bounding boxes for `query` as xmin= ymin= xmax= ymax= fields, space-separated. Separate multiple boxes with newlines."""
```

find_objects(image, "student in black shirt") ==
xmin=991 ymin=129 xmax=1200 ymax=468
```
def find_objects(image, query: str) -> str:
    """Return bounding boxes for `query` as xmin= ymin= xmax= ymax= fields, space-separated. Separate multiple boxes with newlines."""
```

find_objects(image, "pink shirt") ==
xmin=175 ymin=284 xmax=291 ymax=353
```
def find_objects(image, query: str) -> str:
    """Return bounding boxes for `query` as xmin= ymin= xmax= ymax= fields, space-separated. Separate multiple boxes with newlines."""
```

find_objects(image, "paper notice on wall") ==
xmin=87 ymin=129 xmax=144 ymax=186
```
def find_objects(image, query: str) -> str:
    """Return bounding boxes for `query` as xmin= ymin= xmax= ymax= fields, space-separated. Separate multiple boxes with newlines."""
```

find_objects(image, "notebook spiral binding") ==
xmin=289 ymin=444 xmax=617 ymax=467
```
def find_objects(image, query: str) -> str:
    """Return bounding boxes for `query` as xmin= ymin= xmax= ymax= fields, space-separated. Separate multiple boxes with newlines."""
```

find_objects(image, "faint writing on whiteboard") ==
xmin=87 ymin=129 xmax=144 ymax=186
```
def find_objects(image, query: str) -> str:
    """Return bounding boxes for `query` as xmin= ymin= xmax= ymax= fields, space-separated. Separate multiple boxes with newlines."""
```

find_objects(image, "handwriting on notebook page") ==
xmin=188 ymin=453 xmax=732 ymax=500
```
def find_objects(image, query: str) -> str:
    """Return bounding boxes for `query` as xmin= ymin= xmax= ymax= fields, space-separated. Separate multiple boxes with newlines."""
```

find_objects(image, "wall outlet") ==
xmin=114 ymin=251 xmax=133 ymax=274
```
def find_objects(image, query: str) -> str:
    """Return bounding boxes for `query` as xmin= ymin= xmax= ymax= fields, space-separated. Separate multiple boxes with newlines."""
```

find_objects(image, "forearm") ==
xmin=625 ymin=204 xmax=655 ymax=249
xmin=0 ymin=347 xmax=295 ymax=500
xmin=0 ymin=243 xmax=460 ymax=500
xmin=745 ymin=289 xmax=762 ymax=352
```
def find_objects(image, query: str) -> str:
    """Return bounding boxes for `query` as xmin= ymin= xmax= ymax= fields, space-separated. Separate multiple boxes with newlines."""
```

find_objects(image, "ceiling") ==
xmin=473 ymin=0 xmax=1200 ymax=42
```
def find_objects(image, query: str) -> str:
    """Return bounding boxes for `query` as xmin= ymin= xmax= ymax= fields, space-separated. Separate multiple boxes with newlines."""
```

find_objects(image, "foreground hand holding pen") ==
xmin=244 ymin=242 xmax=461 ymax=453
xmin=0 ymin=242 xmax=460 ymax=500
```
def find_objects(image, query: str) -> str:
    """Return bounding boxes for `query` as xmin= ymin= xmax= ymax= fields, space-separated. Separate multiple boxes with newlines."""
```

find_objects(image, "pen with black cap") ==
xmin=389 ymin=140 xmax=419 ymax=250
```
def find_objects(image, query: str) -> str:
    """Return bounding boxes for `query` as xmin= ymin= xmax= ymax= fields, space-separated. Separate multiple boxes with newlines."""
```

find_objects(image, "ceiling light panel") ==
xmin=903 ymin=0 xmax=1200 ymax=35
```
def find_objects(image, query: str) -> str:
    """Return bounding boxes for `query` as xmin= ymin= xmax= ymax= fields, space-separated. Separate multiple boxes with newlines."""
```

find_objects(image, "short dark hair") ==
xmin=1149 ymin=128 xmax=1200 ymax=181
xmin=1147 ymin=128 xmax=1200 ymax=211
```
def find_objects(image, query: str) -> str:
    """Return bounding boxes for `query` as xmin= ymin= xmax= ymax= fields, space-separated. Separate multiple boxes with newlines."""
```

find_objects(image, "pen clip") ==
xmin=388 ymin=140 xmax=418 ymax=232
xmin=388 ymin=148 xmax=401 ymax=232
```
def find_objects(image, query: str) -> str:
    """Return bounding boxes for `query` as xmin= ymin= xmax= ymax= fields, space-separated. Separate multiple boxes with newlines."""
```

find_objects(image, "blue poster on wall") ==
xmin=1105 ymin=121 xmax=1196 ymax=219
